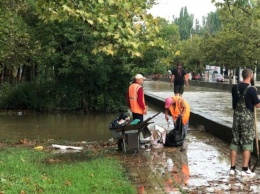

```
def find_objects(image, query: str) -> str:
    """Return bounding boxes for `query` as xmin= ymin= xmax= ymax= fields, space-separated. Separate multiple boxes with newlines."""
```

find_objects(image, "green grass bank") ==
xmin=0 ymin=145 xmax=135 ymax=194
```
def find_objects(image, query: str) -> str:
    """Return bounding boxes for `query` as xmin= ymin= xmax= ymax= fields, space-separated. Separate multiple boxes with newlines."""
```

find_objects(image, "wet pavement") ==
xmin=145 ymin=80 xmax=232 ymax=124
xmin=114 ymin=81 xmax=260 ymax=194
xmin=115 ymin=111 xmax=260 ymax=194
xmin=144 ymin=81 xmax=260 ymax=134
xmin=120 ymin=129 xmax=260 ymax=194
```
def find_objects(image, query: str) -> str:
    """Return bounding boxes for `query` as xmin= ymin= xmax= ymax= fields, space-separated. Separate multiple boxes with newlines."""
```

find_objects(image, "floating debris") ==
xmin=52 ymin=144 xmax=83 ymax=150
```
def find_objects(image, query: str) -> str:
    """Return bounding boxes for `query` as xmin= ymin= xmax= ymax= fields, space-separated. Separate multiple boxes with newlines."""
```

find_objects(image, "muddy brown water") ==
xmin=0 ymin=110 xmax=163 ymax=142
xmin=0 ymin=113 xmax=117 ymax=141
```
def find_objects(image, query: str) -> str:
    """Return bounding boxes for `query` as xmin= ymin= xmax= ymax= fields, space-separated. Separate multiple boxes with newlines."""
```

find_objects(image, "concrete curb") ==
xmin=159 ymin=77 xmax=260 ymax=94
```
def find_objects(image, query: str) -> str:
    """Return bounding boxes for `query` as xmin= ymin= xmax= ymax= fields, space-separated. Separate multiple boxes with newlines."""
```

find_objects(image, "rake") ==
xmin=250 ymin=78 xmax=259 ymax=172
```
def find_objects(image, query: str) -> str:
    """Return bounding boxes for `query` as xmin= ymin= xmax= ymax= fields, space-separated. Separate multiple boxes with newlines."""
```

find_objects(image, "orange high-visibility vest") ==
xmin=128 ymin=83 xmax=145 ymax=114
xmin=169 ymin=96 xmax=190 ymax=125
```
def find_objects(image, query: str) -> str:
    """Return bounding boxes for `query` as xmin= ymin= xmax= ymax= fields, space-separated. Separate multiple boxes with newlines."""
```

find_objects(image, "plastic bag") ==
xmin=165 ymin=116 xmax=184 ymax=147
xmin=109 ymin=113 xmax=130 ymax=130
xmin=149 ymin=124 xmax=167 ymax=148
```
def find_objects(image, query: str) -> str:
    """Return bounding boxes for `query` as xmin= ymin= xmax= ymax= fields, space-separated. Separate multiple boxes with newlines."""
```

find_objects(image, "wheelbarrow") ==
xmin=110 ymin=112 xmax=160 ymax=152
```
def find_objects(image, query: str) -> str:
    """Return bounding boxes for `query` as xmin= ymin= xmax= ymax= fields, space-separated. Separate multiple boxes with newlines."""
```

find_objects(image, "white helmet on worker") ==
xmin=135 ymin=74 xmax=146 ymax=80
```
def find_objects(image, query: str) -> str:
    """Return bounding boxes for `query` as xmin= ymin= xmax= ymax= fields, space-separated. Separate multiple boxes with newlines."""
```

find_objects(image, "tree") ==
xmin=137 ymin=18 xmax=180 ymax=75
xmin=201 ymin=12 xmax=221 ymax=35
xmin=35 ymin=0 xmax=163 ymax=58
xmin=174 ymin=6 xmax=194 ymax=40
xmin=0 ymin=0 xmax=35 ymax=83
xmin=213 ymin=0 xmax=260 ymax=70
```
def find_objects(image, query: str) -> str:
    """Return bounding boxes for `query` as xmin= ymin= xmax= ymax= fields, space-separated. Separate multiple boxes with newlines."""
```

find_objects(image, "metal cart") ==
xmin=110 ymin=112 xmax=160 ymax=152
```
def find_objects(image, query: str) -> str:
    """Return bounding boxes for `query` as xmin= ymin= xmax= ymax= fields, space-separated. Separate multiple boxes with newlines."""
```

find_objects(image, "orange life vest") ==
xmin=128 ymin=83 xmax=145 ymax=114
xmin=169 ymin=96 xmax=190 ymax=125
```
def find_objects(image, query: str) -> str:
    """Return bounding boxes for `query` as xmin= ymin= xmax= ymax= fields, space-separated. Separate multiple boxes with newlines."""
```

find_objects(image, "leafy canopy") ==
xmin=36 ymin=0 xmax=162 ymax=57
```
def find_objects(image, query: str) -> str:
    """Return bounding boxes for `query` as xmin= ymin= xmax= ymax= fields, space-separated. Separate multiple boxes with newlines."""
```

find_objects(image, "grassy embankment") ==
xmin=0 ymin=144 xmax=135 ymax=194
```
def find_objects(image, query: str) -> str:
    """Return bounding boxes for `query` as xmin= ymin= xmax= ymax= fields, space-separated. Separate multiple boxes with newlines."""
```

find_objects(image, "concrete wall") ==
xmin=159 ymin=77 xmax=260 ymax=94
xmin=145 ymin=88 xmax=260 ymax=157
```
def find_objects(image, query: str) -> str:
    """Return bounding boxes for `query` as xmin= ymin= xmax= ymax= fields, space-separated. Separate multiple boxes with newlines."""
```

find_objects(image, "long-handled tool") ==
xmin=251 ymin=107 xmax=259 ymax=172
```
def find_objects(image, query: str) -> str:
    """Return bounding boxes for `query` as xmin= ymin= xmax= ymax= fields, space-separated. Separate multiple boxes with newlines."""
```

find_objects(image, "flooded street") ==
xmin=144 ymin=80 xmax=260 ymax=131
xmin=0 ymin=113 xmax=116 ymax=141
xmin=144 ymin=80 xmax=232 ymax=125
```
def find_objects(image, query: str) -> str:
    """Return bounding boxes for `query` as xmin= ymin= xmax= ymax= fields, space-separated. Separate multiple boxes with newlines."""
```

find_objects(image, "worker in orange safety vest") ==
xmin=164 ymin=96 xmax=190 ymax=137
xmin=127 ymin=74 xmax=147 ymax=123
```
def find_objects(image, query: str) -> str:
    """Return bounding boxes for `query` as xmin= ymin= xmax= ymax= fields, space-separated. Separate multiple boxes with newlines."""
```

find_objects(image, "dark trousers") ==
xmin=132 ymin=112 xmax=143 ymax=123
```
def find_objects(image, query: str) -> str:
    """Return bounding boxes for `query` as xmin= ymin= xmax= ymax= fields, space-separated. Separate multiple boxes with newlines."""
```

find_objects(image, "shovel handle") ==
xmin=254 ymin=108 xmax=259 ymax=158
xmin=252 ymin=107 xmax=260 ymax=172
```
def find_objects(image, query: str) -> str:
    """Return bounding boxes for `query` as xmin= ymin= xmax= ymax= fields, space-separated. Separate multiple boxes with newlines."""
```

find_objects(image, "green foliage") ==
xmin=124 ymin=18 xmax=180 ymax=76
xmin=0 ymin=0 xmax=36 ymax=73
xmin=173 ymin=36 xmax=203 ymax=73
xmin=173 ymin=0 xmax=260 ymax=72
xmin=204 ymin=0 xmax=260 ymax=69
xmin=174 ymin=6 xmax=194 ymax=40
xmin=0 ymin=0 xmax=167 ymax=112
xmin=35 ymin=0 xmax=162 ymax=58
xmin=0 ymin=0 xmax=173 ymax=113
xmin=0 ymin=81 xmax=56 ymax=111
xmin=201 ymin=12 xmax=221 ymax=35
xmin=0 ymin=72 xmax=128 ymax=113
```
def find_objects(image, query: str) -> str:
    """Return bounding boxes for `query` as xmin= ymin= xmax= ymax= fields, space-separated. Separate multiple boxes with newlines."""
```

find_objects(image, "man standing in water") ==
xmin=170 ymin=62 xmax=189 ymax=96
xmin=127 ymin=74 xmax=147 ymax=123
xmin=230 ymin=68 xmax=260 ymax=177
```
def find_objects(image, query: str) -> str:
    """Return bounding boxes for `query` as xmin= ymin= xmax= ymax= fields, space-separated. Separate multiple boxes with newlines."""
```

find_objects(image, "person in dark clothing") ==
xmin=170 ymin=62 xmax=189 ymax=96
xmin=230 ymin=68 xmax=260 ymax=177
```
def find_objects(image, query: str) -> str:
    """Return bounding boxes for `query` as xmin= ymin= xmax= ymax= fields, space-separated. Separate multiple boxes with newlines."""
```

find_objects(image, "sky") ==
xmin=148 ymin=0 xmax=219 ymax=24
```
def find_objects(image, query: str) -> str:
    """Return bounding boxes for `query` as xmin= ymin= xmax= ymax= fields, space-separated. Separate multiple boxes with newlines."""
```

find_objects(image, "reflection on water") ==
xmin=0 ymin=106 xmax=162 ymax=142
xmin=116 ymin=129 xmax=260 ymax=193
xmin=0 ymin=113 xmax=117 ymax=141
